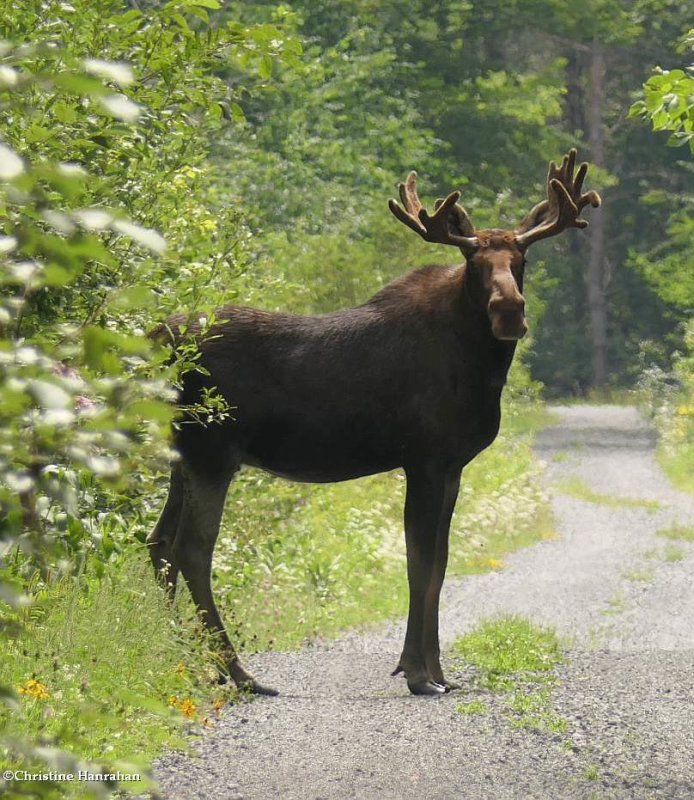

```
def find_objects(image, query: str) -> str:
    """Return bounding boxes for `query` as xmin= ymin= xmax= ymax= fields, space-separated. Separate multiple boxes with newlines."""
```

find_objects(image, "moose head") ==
xmin=389 ymin=148 xmax=602 ymax=341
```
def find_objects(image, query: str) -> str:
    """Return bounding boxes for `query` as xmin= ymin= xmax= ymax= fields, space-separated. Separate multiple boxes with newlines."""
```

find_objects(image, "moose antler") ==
xmin=515 ymin=149 xmax=601 ymax=249
xmin=389 ymin=172 xmax=478 ymax=255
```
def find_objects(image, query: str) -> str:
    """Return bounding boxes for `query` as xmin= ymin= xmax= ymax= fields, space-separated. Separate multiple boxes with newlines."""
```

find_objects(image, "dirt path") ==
xmin=154 ymin=406 xmax=694 ymax=799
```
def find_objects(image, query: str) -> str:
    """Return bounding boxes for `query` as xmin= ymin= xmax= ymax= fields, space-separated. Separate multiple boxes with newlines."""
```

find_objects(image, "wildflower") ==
xmin=175 ymin=662 xmax=186 ymax=678
xmin=178 ymin=698 xmax=197 ymax=719
xmin=485 ymin=558 xmax=504 ymax=570
xmin=199 ymin=218 xmax=217 ymax=233
xmin=172 ymin=166 xmax=200 ymax=188
xmin=169 ymin=695 xmax=197 ymax=719
xmin=17 ymin=678 xmax=50 ymax=700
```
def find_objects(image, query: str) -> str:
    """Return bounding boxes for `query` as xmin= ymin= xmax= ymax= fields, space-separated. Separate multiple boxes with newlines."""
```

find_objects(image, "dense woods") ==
xmin=0 ymin=0 xmax=692 ymax=796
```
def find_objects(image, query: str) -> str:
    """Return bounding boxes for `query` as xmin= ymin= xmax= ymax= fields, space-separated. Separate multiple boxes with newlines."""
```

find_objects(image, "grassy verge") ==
xmin=0 ymin=558 xmax=232 ymax=797
xmin=1 ymin=401 xmax=555 ymax=795
xmin=636 ymin=321 xmax=694 ymax=497
xmin=657 ymin=443 xmax=694 ymax=496
xmin=451 ymin=616 xmax=568 ymax=734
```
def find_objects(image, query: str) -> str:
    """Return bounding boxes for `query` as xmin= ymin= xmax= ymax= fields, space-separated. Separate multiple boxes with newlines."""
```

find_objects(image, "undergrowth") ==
xmin=0 ymin=558 xmax=233 ymax=795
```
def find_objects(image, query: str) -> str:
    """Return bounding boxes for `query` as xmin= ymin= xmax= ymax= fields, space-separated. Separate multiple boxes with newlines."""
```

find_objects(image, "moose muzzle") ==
xmin=488 ymin=294 xmax=528 ymax=341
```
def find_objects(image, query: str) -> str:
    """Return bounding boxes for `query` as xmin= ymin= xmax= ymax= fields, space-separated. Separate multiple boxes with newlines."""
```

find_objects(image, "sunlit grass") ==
xmin=451 ymin=616 xmax=567 ymax=733
xmin=452 ymin=616 xmax=563 ymax=689
xmin=663 ymin=544 xmax=684 ymax=563
xmin=657 ymin=523 xmax=694 ymax=542
xmin=456 ymin=699 xmax=489 ymax=715
xmin=657 ymin=443 xmax=694 ymax=496
xmin=623 ymin=568 xmax=653 ymax=583
xmin=554 ymin=475 xmax=662 ymax=510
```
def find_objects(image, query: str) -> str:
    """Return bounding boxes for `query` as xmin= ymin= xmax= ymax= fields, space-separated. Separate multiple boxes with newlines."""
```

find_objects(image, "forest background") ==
xmin=0 ymin=0 xmax=692 ymax=797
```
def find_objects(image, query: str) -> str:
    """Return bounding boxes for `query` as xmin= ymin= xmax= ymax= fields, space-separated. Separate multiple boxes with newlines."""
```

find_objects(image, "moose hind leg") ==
xmin=172 ymin=465 xmax=278 ymax=697
xmin=147 ymin=463 xmax=184 ymax=600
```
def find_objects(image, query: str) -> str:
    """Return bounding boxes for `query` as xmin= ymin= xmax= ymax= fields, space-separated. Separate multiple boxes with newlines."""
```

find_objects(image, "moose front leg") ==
xmin=395 ymin=466 xmax=449 ymax=695
xmin=422 ymin=470 xmax=461 ymax=690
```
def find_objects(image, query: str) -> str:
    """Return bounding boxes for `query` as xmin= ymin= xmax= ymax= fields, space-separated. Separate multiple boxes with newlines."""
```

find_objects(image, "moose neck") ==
xmin=459 ymin=261 xmax=519 ymax=392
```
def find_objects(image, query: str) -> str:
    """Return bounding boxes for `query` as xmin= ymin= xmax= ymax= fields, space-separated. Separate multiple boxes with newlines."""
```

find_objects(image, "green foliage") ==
xmin=629 ymin=29 xmax=694 ymax=322
xmin=630 ymin=29 xmax=694 ymax=153
xmin=2 ymin=0 xmax=692 ymax=794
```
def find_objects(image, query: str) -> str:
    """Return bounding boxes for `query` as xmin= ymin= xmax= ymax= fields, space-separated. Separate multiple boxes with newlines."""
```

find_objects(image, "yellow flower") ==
xmin=178 ymin=698 xmax=197 ymax=718
xmin=175 ymin=662 xmax=186 ymax=677
xmin=199 ymin=218 xmax=218 ymax=233
xmin=676 ymin=404 xmax=693 ymax=417
xmin=172 ymin=166 xmax=200 ymax=188
xmin=485 ymin=558 xmax=504 ymax=570
xmin=17 ymin=678 xmax=50 ymax=700
xmin=169 ymin=694 xmax=197 ymax=719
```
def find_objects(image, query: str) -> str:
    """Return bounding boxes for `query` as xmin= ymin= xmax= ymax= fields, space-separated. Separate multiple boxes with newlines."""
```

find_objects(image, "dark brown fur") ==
xmin=148 ymin=152 xmax=599 ymax=696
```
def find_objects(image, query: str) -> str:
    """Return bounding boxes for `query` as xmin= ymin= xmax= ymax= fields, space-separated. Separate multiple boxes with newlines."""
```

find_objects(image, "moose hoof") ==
xmin=441 ymin=679 xmax=462 ymax=692
xmin=242 ymin=678 xmax=279 ymax=697
xmin=407 ymin=679 xmax=446 ymax=696
xmin=226 ymin=661 xmax=279 ymax=697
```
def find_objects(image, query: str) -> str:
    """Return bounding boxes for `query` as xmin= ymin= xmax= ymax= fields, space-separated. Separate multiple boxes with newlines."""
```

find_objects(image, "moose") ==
xmin=148 ymin=149 xmax=600 ymax=696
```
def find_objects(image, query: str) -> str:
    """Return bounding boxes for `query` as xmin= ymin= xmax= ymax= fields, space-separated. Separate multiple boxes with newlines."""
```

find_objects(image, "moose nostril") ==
xmin=488 ymin=296 xmax=525 ymax=314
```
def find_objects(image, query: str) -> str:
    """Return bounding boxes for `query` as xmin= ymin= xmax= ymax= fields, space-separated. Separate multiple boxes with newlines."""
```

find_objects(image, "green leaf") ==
xmin=53 ymin=72 xmax=108 ymax=96
xmin=52 ymin=101 xmax=79 ymax=124
xmin=127 ymin=399 xmax=174 ymax=423
xmin=258 ymin=54 xmax=273 ymax=80
xmin=43 ymin=264 xmax=72 ymax=286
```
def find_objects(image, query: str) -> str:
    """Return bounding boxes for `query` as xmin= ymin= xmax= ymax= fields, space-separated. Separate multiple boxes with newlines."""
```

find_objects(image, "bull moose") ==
xmin=149 ymin=149 xmax=600 ymax=696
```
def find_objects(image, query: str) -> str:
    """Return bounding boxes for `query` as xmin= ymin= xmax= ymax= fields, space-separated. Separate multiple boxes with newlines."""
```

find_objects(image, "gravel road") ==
xmin=153 ymin=405 xmax=694 ymax=800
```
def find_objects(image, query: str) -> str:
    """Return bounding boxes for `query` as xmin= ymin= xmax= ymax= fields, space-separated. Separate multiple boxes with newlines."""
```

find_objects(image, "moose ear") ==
xmin=434 ymin=197 xmax=475 ymax=238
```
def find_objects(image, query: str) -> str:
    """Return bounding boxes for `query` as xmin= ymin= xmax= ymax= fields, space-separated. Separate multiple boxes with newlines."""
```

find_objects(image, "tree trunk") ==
xmin=587 ymin=40 xmax=608 ymax=388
